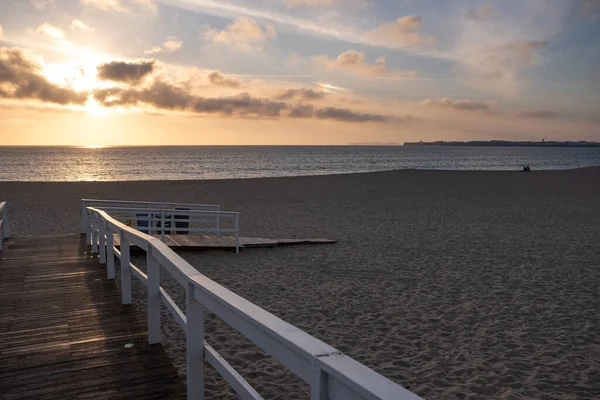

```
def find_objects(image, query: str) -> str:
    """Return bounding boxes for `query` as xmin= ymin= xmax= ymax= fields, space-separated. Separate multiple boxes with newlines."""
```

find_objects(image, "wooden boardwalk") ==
xmin=114 ymin=233 xmax=336 ymax=250
xmin=0 ymin=234 xmax=185 ymax=399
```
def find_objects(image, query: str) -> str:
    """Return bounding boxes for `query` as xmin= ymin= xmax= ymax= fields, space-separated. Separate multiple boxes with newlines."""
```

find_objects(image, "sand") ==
xmin=1 ymin=168 xmax=600 ymax=399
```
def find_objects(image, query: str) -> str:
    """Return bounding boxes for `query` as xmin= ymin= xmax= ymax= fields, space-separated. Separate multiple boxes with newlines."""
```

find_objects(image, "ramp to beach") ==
xmin=0 ymin=200 xmax=420 ymax=400
xmin=0 ymin=234 xmax=185 ymax=399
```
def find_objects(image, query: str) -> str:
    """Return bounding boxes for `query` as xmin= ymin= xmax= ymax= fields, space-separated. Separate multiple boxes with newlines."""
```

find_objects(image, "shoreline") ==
xmin=1 ymin=165 xmax=599 ymax=184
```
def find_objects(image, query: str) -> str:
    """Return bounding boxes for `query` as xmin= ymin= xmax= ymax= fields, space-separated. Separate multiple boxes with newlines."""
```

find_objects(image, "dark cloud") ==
xmin=0 ymin=47 xmax=87 ymax=105
xmin=314 ymin=107 xmax=388 ymax=122
xmin=289 ymin=104 xmax=314 ymax=118
xmin=207 ymin=70 xmax=240 ymax=87
xmin=275 ymin=88 xmax=325 ymax=100
xmin=94 ymin=80 xmax=287 ymax=117
xmin=191 ymin=93 xmax=287 ymax=117
xmin=516 ymin=109 xmax=557 ymax=118
xmin=97 ymin=60 xmax=155 ymax=84
xmin=422 ymin=98 xmax=495 ymax=111
xmin=93 ymin=78 xmax=394 ymax=122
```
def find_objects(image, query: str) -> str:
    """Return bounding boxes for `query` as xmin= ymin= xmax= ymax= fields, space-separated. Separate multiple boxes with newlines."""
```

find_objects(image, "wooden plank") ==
xmin=112 ymin=232 xmax=336 ymax=251
xmin=0 ymin=234 xmax=186 ymax=399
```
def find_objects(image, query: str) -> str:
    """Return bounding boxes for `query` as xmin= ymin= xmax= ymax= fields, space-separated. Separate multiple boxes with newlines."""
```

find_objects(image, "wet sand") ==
xmin=1 ymin=168 xmax=599 ymax=399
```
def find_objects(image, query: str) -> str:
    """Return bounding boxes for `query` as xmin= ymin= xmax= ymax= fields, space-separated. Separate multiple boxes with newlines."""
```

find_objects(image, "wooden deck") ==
xmin=114 ymin=233 xmax=337 ymax=250
xmin=0 ymin=234 xmax=185 ymax=399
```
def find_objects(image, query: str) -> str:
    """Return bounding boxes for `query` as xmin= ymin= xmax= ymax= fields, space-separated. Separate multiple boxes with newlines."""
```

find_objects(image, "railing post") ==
xmin=311 ymin=365 xmax=327 ymax=399
xmin=2 ymin=203 xmax=9 ymax=240
xmin=91 ymin=212 xmax=98 ymax=254
xmin=81 ymin=200 xmax=88 ymax=234
xmin=161 ymin=210 xmax=166 ymax=241
xmin=147 ymin=247 xmax=161 ymax=344
xmin=99 ymin=219 xmax=106 ymax=265
xmin=186 ymin=282 xmax=205 ymax=400
xmin=86 ymin=209 xmax=91 ymax=245
xmin=216 ymin=213 xmax=220 ymax=237
xmin=106 ymin=226 xmax=115 ymax=280
xmin=120 ymin=234 xmax=132 ymax=304
xmin=234 ymin=213 xmax=239 ymax=254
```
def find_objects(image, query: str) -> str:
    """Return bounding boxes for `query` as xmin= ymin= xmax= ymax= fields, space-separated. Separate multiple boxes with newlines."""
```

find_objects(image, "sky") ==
xmin=0 ymin=0 xmax=599 ymax=145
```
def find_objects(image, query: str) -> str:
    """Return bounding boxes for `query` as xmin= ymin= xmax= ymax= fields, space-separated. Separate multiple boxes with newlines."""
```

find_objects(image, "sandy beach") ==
xmin=1 ymin=168 xmax=600 ymax=399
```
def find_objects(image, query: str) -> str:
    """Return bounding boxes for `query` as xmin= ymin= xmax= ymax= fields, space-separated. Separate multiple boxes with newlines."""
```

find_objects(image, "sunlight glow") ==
xmin=84 ymin=98 xmax=111 ymax=116
xmin=315 ymin=82 xmax=350 ymax=93
xmin=81 ymin=144 xmax=106 ymax=149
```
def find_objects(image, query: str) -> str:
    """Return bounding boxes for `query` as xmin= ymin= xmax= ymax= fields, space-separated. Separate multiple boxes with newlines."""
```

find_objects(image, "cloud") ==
xmin=282 ymin=0 xmax=339 ymax=7
xmin=0 ymin=25 xmax=3 ymax=40
xmin=458 ymin=40 xmax=548 ymax=95
xmin=466 ymin=3 xmax=493 ymax=21
xmin=207 ymin=70 xmax=240 ymax=87
xmin=35 ymin=23 xmax=71 ymax=47
xmin=93 ymin=80 xmax=287 ymax=117
xmin=81 ymin=0 xmax=127 ymax=12
xmin=366 ymin=16 xmax=434 ymax=48
xmin=96 ymin=60 xmax=156 ymax=84
xmin=36 ymin=23 xmax=65 ymax=40
xmin=289 ymin=103 xmax=314 ymax=118
xmin=80 ymin=0 xmax=157 ymax=14
xmin=71 ymin=20 xmax=95 ymax=32
xmin=144 ymin=37 xmax=183 ymax=54
xmin=313 ymin=50 xmax=417 ymax=78
xmin=315 ymin=107 xmax=388 ymax=122
xmin=422 ymin=98 xmax=496 ymax=112
xmin=0 ymin=47 xmax=87 ymax=105
xmin=30 ymin=0 xmax=54 ymax=10
xmin=275 ymin=88 xmax=325 ymax=100
xmin=203 ymin=16 xmax=277 ymax=51
xmin=581 ymin=0 xmax=600 ymax=16
xmin=91 ymin=73 xmax=393 ymax=123
xmin=516 ymin=109 xmax=557 ymax=118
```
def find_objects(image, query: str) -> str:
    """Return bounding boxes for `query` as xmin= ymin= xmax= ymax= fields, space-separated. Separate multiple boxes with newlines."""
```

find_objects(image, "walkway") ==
xmin=0 ymin=234 xmax=185 ymax=399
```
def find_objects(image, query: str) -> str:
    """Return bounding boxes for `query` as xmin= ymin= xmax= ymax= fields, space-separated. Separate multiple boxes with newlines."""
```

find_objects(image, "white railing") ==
xmin=87 ymin=207 xmax=422 ymax=400
xmin=89 ymin=206 xmax=240 ymax=253
xmin=81 ymin=199 xmax=220 ymax=235
xmin=0 ymin=201 xmax=9 ymax=252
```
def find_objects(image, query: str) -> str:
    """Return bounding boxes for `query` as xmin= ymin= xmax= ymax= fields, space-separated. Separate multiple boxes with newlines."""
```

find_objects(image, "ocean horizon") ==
xmin=2 ymin=145 xmax=600 ymax=182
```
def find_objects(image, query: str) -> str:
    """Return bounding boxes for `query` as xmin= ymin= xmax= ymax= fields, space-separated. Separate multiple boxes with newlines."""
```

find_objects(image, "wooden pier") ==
xmin=0 ymin=234 xmax=185 ymax=399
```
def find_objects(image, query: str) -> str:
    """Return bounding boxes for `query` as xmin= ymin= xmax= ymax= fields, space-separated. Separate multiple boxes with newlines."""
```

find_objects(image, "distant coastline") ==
xmin=403 ymin=140 xmax=600 ymax=147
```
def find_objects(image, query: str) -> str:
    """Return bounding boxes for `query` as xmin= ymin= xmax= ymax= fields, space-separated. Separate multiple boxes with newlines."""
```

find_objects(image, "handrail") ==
xmin=87 ymin=207 xmax=422 ymax=400
xmin=88 ymin=206 xmax=240 ymax=252
xmin=81 ymin=199 xmax=220 ymax=235
xmin=0 ymin=201 xmax=9 ymax=252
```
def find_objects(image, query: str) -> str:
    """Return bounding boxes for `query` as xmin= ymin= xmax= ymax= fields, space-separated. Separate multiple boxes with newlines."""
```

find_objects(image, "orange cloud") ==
xmin=203 ymin=17 xmax=277 ymax=51
xmin=313 ymin=50 xmax=417 ymax=79
xmin=366 ymin=16 xmax=434 ymax=48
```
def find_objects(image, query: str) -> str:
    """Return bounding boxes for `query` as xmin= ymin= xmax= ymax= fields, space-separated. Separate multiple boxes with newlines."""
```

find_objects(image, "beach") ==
xmin=1 ymin=168 xmax=599 ymax=399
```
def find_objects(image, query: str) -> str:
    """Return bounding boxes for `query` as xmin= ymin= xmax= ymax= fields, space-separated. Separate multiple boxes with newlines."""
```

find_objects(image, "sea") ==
xmin=1 ymin=146 xmax=599 ymax=182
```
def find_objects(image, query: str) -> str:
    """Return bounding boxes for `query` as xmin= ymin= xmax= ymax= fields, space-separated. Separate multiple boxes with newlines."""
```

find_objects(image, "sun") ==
xmin=82 ymin=145 xmax=106 ymax=149
xmin=85 ymin=98 xmax=110 ymax=116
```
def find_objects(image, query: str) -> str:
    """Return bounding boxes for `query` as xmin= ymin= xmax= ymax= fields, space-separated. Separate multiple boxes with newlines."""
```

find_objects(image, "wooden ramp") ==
xmin=114 ymin=233 xmax=337 ymax=250
xmin=0 ymin=234 xmax=185 ymax=399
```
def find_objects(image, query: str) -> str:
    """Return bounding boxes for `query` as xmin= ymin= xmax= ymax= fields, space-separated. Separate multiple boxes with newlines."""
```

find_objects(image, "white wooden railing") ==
xmin=87 ymin=207 xmax=422 ymax=400
xmin=0 ymin=201 xmax=9 ymax=252
xmin=81 ymin=199 xmax=220 ymax=234
xmin=89 ymin=207 xmax=240 ymax=252
xmin=81 ymin=199 xmax=240 ymax=253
